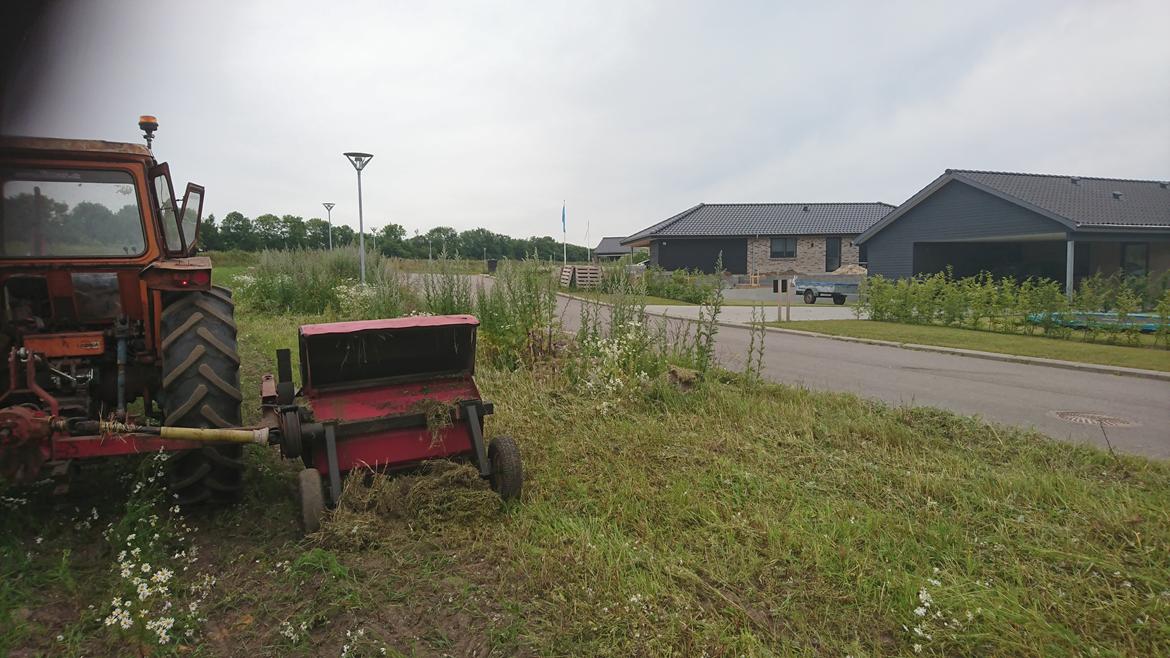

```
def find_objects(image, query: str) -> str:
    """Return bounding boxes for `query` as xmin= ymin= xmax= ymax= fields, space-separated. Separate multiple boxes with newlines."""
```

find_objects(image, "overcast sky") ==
xmin=3 ymin=0 xmax=1168 ymax=245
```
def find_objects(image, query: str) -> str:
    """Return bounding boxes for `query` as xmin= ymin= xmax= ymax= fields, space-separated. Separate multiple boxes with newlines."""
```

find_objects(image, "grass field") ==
xmin=3 ymin=264 xmax=1170 ymax=656
xmin=765 ymin=319 xmax=1170 ymax=372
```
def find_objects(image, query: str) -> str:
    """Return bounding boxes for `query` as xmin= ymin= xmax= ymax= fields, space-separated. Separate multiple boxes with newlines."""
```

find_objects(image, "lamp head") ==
xmin=343 ymin=152 xmax=373 ymax=172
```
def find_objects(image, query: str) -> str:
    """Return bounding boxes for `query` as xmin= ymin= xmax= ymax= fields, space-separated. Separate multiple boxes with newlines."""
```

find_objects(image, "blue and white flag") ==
xmin=561 ymin=201 xmax=566 ymax=232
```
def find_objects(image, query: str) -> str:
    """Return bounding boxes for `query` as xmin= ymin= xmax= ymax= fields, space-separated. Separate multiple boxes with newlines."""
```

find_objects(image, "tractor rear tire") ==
xmin=832 ymin=294 xmax=847 ymax=305
xmin=161 ymin=286 xmax=246 ymax=506
xmin=488 ymin=436 xmax=522 ymax=502
xmin=298 ymin=468 xmax=325 ymax=534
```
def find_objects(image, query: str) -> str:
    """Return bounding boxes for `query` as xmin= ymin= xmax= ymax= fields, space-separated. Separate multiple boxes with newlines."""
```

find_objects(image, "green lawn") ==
xmin=5 ymin=306 xmax=1169 ymax=656
xmin=5 ymin=265 xmax=1170 ymax=656
xmin=766 ymin=319 xmax=1170 ymax=372
xmin=210 ymin=264 xmax=248 ymax=286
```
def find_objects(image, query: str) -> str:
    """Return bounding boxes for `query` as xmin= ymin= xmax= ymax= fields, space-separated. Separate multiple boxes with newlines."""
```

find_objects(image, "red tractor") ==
xmin=0 ymin=117 xmax=246 ymax=504
xmin=1 ymin=118 xmax=523 ymax=523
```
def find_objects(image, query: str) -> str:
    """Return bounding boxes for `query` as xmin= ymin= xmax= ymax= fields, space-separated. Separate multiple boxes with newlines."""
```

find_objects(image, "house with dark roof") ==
xmin=593 ymin=236 xmax=634 ymax=261
xmin=621 ymin=202 xmax=894 ymax=275
xmin=854 ymin=169 xmax=1170 ymax=294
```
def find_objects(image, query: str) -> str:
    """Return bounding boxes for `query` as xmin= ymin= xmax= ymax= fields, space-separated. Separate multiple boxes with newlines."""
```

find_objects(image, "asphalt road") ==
xmin=543 ymin=288 xmax=1170 ymax=459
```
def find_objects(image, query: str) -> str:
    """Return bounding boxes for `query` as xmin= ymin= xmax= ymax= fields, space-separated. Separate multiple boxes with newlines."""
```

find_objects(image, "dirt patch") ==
xmin=667 ymin=365 xmax=700 ymax=390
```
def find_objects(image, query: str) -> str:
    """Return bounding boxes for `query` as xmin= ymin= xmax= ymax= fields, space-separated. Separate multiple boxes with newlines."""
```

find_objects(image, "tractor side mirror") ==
xmin=179 ymin=183 xmax=204 ymax=255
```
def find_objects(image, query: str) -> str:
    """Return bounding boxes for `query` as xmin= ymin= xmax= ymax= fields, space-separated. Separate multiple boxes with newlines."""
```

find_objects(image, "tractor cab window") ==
xmin=179 ymin=184 xmax=204 ymax=254
xmin=151 ymin=165 xmax=184 ymax=253
xmin=0 ymin=168 xmax=146 ymax=257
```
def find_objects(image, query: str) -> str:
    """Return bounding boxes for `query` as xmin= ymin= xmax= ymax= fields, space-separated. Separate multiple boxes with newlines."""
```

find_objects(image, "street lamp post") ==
xmin=322 ymin=202 xmax=335 ymax=250
xmin=343 ymin=152 xmax=373 ymax=283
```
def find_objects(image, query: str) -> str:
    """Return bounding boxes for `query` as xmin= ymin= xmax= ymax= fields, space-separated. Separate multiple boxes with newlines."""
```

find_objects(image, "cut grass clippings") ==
xmin=766 ymin=319 xmax=1170 ymax=372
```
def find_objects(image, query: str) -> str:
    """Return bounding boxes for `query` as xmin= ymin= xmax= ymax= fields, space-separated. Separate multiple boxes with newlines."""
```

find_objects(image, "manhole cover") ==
xmin=1051 ymin=411 xmax=1137 ymax=428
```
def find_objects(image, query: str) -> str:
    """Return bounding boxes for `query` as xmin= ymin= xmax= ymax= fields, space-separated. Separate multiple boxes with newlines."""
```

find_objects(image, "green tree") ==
xmin=305 ymin=218 xmax=330 ymax=249
xmin=199 ymin=213 xmax=221 ymax=251
xmin=219 ymin=211 xmax=257 ymax=250
xmin=333 ymin=224 xmax=356 ymax=247
xmin=425 ymin=226 xmax=460 ymax=256
xmin=253 ymin=214 xmax=284 ymax=249
xmin=281 ymin=215 xmax=307 ymax=249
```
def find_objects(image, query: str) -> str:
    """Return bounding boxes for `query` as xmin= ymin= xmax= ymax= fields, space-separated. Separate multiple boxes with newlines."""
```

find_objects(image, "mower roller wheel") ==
xmin=280 ymin=410 xmax=302 ymax=459
xmin=298 ymin=468 xmax=325 ymax=534
xmin=488 ymin=435 xmax=522 ymax=502
xmin=162 ymin=286 xmax=246 ymax=506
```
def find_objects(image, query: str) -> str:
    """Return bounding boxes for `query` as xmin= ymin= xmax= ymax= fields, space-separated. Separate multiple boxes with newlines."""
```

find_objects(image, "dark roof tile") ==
xmin=594 ymin=236 xmax=633 ymax=255
xmin=623 ymin=202 xmax=894 ymax=244
xmin=952 ymin=169 xmax=1170 ymax=228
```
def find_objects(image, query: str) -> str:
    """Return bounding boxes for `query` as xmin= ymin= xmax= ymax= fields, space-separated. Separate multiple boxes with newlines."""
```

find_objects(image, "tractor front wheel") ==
xmin=488 ymin=436 xmax=522 ymax=502
xmin=161 ymin=286 xmax=246 ymax=506
xmin=803 ymin=289 xmax=817 ymax=304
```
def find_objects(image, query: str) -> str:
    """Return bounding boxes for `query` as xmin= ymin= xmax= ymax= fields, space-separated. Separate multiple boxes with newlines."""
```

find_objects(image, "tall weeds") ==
xmin=230 ymin=249 xmax=559 ymax=367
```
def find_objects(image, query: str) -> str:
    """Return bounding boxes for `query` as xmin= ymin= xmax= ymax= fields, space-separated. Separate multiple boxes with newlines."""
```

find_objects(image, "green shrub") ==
xmin=644 ymin=267 xmax=719 ymax=304
xmin=860 ymin=270 xmax=1164 ymax=346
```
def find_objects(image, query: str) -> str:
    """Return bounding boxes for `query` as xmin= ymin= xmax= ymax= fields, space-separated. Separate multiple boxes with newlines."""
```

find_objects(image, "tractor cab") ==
xmin=1 ymin=117 xmax=208 ymax=340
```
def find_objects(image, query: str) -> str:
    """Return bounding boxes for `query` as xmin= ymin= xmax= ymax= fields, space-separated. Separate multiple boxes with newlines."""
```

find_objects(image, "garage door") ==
xmin=655 ymin=238 xmax=747 ymax=274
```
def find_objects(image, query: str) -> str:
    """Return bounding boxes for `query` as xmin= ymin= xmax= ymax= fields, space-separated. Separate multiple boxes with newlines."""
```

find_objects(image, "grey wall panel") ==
xmin=866 ymin=181 xmax=1065 ymax=279
xmin=655 ymin=238 xmax=748 ymax=273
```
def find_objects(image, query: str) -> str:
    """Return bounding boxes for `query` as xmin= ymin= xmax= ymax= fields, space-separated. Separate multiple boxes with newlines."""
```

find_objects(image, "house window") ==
xmin=1120 ymin=242 xmax=1148 ymax=278
xmin=858 ymin=243 xmax=868 ymax=266
xmin=770 ymin=237 xmax=797 ymax=259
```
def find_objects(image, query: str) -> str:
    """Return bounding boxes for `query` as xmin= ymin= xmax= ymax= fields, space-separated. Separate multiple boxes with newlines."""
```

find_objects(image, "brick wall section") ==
xmin=746 ymin=235 xmax=860 ymax=275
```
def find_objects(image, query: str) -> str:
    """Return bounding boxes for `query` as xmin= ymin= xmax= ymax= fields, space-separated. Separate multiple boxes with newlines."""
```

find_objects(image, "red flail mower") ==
xmin=260 ymin=315 xmax=522 ymax=532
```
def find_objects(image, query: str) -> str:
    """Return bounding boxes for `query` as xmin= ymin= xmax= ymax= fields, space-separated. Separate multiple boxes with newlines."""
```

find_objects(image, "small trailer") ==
xmin=795 ymin=278 xmax=858 ymax=305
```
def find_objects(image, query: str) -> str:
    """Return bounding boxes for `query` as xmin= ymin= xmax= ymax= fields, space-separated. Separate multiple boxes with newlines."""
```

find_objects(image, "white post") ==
xmin=786 ymin=276 xmax=793 ymax=322
xmin=1065 ymin=238 xmax=1075 ymax=300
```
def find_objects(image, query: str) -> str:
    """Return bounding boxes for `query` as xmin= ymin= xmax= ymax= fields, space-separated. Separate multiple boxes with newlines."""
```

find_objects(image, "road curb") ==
xmin=752 ymin=324 xmax=1170 ymax=382
xmin=556 ymin=292 xmax=1170 ymax=382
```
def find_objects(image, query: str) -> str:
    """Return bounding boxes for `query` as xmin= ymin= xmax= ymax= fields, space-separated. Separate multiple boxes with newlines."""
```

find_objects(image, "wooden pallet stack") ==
xmin=558 ymin=265 xmax=602 ymax=290
xmin=573 ymin=265 xmax=601 ymax=289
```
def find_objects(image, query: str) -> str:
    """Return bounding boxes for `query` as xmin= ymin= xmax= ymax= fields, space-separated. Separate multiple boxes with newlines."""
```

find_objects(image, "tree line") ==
xmin=199 ymin=212 xmax=591 ymax=260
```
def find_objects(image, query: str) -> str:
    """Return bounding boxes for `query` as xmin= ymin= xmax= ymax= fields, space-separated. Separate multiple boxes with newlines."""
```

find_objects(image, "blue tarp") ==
xmin=1026 ymin=311 xmax=1167 ymax=334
